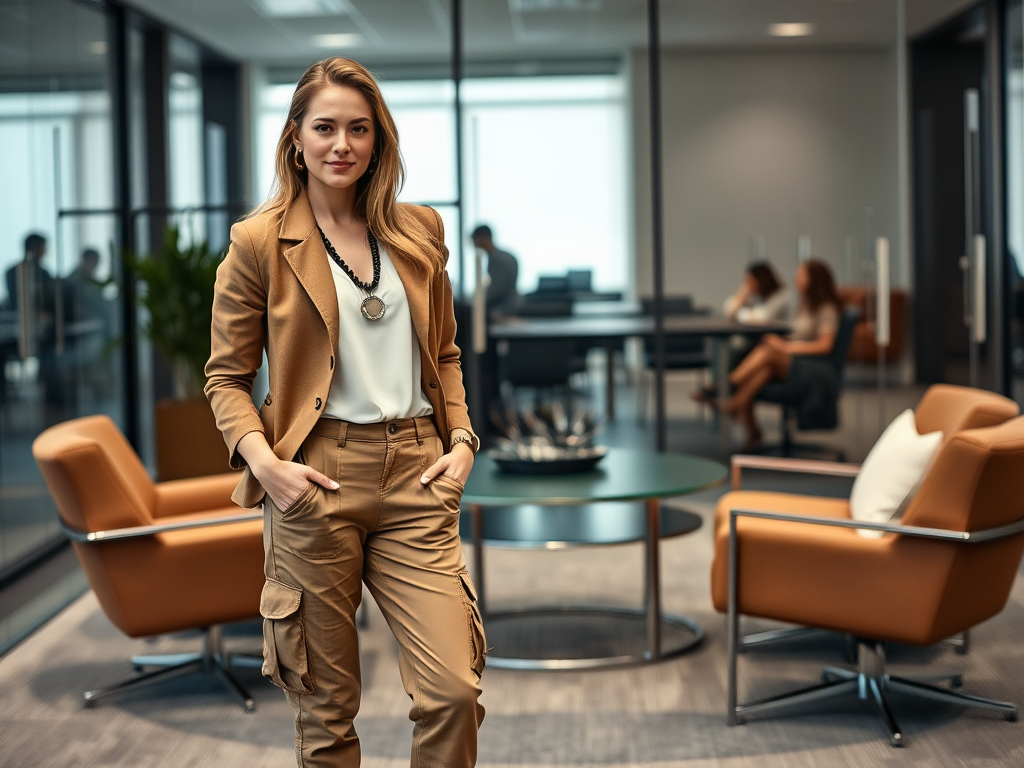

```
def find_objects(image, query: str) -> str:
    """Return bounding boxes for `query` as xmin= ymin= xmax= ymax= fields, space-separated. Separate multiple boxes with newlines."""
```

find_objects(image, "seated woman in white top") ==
xmin=693 ymin=261 xmax=790 ymax=406
xmin=722 ymin=260 xmax=791 ymax=324
xmin=720 ymin=258 xmax=841 ymax=452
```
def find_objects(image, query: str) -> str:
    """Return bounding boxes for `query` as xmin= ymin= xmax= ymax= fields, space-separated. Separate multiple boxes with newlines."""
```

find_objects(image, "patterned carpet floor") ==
xmin=3 ymin=481 xmax=1024 ymax=767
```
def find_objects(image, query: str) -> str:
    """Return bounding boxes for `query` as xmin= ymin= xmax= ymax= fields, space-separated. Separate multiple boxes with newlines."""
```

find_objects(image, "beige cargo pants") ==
xmin=258 ymin=416 xmax=486 ymax=767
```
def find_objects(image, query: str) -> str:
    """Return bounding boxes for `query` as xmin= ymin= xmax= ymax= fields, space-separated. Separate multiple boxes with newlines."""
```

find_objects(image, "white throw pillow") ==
xmin=850 ymin=409 xmax=943 ymax=539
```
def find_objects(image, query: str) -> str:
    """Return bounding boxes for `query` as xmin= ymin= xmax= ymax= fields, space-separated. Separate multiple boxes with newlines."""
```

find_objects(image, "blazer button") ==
xmin=429 ymin=379 xmax=437 ymax=389
xmin=314 ymin=397 xmax=322 ymax=411
xmin=264 ymin=393 xmax=272 ymax=406
xmin=330 ymin=355 xmax=334 ymax=370
xmin=388 ymin=422 xmax=398 ymax=434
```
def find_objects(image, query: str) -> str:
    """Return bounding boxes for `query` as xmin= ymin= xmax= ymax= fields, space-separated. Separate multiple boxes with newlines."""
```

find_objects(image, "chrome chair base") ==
xmin=731 ymin=639 xmax=1016 ymax=747
xmin=85 ymin=626 xmax=261 ymax=713
xmin=742 ymin=624 xmax=968 ymax=661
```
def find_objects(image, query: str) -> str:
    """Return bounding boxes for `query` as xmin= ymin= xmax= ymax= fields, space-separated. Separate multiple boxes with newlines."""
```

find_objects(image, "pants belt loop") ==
xmin=413 ymin=417 xmax=423 ymax=445
xmin=336 ymin=420 xmax=348 ymax=448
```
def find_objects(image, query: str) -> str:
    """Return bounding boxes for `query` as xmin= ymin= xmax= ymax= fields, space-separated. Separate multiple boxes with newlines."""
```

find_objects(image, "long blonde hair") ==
xmin=250 ymin=58 xmax=441 ymax=271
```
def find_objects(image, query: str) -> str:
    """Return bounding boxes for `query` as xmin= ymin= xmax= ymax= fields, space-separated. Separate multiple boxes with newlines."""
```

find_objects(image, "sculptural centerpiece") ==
xmin=487 ymin=402 xmax=606 ymax=475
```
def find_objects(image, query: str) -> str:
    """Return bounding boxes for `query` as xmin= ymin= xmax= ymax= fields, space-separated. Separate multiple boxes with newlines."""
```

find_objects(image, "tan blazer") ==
xmin=205 ymin=192 xmax=474 ymax=509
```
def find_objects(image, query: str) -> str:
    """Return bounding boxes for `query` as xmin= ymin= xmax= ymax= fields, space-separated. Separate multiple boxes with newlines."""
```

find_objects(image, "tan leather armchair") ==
xmin=32 ymin=415 xmax=265 ymax=711
xmin=716 ymin=384 xmax=1019 ymax=651
xmin=712 ymin=413 xmax=1024 ymax=746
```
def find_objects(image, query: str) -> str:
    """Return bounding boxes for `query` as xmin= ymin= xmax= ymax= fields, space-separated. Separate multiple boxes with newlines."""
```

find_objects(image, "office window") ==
xmin=0 ymin=92 xmax=115 ymax=285
xmin=256 ymin=74 xmax=629 ymax=296
xmin=462 ymin=76 xmax=629 ymax=296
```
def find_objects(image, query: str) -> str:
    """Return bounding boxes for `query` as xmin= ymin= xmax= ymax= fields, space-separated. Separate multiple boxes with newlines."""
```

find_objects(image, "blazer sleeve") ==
xmin=429 ymin=208 xmax=477 ymax=446
xmin=204 ymin=221 xmax=268 ymax=469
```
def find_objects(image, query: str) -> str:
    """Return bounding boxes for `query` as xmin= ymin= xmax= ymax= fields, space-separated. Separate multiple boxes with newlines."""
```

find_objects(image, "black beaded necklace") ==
xmin=317 ymin=224 xmax=386 ymax=321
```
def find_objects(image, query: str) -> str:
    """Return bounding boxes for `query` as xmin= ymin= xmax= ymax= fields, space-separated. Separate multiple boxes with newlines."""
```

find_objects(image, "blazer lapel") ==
xmin=280 ymin=193 xmax=340 ymax=348
xmin=390 ymin=252 xmax=430 ymax=357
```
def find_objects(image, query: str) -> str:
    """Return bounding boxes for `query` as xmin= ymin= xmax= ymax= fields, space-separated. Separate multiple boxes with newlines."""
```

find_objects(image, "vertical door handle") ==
xmin=973 ymin=234 xmax=986 ymax=344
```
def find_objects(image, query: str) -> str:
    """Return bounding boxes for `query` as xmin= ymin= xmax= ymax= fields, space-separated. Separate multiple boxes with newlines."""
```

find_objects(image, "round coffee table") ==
xmin=459 ymin=447 xmax=726 ymax=670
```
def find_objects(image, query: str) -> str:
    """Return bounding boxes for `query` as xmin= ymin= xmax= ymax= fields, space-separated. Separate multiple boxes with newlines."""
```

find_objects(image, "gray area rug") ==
xmin=2 ymin=488 xmax=1024 ymax=767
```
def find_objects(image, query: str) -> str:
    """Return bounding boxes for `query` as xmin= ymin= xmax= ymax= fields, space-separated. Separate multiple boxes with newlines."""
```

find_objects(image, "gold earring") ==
xmin=294 ymin=149 xmax=304 ymax=171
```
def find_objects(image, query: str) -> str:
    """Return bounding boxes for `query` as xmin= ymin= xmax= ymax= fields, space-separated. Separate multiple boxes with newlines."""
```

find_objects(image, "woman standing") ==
xmin=719 ymin=258 xmax=841 ymax=451
xmin=205 ymin=58 xmax=485 ymax=767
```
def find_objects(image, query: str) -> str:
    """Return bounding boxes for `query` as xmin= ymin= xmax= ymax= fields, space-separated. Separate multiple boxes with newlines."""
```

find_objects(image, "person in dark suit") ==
xmin=6 ymin=233 xmax=62 ymax=416
xmin=471 ymin=224 xmax=519 ymax=315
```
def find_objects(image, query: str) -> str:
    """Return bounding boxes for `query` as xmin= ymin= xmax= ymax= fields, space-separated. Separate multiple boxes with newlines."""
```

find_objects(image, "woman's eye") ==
xmin=352 ymin=125 xmax=367 ymax=134
xmin=315 ymin=124 xmax=330 ymax=133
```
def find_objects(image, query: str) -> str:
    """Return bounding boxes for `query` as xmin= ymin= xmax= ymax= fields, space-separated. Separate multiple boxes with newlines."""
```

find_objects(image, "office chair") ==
xmin=720 ymin=383 xmax=1019 ymax=652
xmin=754 ymin=306 xmax=860 ymax=460
xmin=636 ymin=295 xmax=711 ymax=423
xmin=32 ymin=415 xmax=265 ymax=711
xmin=714 ymin=415 xmax=1024 ymax=746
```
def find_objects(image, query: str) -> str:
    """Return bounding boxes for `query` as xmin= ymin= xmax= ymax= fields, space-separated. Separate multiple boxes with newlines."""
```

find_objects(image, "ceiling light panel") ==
xmin=767 ymin=22 xmax=817 ymax=37
xmin=311 ymin=32 xmax=361 ymax=47
xmin=255 ymin=0 xmax=347 ymax=18
xmin=509 ymin=0 xmax=602 ymax=11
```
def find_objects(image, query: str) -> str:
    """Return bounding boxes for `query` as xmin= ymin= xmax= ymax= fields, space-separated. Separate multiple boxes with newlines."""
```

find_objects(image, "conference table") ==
xmin=488 ymin=313 xmax=789 ymax=448
xmin=459 ymin=447 xmax=727 ymax=670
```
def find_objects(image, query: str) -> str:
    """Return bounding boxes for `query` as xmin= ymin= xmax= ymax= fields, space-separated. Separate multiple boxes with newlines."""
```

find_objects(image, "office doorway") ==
xmin=911 ymin=5 xmax=994 ymax=389
xmin=1006 ymin=0 xmax=1024 ymax=405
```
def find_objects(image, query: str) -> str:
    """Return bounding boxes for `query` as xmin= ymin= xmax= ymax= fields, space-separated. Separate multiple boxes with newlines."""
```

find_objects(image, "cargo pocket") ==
xmin=457 ymin=570 xmax=487 ymax=678
xmin=259 ymin=579 xmax=315 ymax=694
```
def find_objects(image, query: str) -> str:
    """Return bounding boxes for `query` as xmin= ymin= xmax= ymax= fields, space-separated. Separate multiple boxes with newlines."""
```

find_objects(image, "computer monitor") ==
xmin=566 ymin=269 xmax=592 ymax=293
xmin=536 ymin=275 xmax=570 ymax=294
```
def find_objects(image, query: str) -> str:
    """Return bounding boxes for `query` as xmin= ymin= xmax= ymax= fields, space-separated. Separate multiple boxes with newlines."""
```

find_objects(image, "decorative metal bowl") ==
xmin=488 ymin=445 xmax=608 ymax=475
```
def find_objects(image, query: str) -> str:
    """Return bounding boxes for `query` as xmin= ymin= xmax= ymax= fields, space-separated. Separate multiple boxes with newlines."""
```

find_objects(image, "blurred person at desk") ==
xmin=472 ymin=224 xmax=519 ymax=316
xmin=693 ymin=260 xmax=790 ymax=407
xmin=722 ymin=260 xmax=790 ymax=324
xmin=5 ymin=232 xmax=63 ymax=417
xmin=718 ymin=258 xmax=840 ymax=452
xmin=64 ymin=248 xmax=113 ymax=394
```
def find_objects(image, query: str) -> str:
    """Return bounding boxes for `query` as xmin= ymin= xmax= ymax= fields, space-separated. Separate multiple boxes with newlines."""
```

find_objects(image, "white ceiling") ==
xmin=0 ymin=0 xmax=983 ymax=83
xmin=116 ymin=0 xmax=981 ymax=69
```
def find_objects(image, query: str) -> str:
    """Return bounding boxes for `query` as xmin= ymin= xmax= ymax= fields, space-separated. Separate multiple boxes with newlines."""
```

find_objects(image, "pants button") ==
xmin=388 ymin=422 xmax=398 ymax=434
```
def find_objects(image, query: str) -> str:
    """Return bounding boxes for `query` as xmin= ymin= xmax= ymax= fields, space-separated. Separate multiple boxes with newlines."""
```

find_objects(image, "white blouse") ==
xmin=323 ymin=244 xmax=433 ymax=423
xmin=723 ymin=288 xmax=792 ymax=324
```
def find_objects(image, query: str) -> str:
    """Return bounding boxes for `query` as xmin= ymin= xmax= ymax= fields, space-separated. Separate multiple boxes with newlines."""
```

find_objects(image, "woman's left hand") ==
xmin=763 ymin=333 xmax=787 ymax=352
xmin=421 ymin=442 xmax=475 ymax=486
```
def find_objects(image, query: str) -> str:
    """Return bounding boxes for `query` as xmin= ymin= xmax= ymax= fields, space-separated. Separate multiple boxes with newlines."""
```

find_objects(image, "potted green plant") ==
xmin=126 ymin=226 xmax=232 ymax=480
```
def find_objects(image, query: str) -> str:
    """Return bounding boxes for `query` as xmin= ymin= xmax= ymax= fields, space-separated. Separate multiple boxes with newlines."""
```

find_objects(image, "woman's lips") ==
xmin=328 ymin=161 xmax=354 ymax=171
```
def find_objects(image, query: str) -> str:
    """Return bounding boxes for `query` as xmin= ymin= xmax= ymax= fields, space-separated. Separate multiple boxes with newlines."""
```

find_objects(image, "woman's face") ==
xmin=795 ymin=264 xmax=809 ymax=294
xmin=294 ymin=84 xmax=376 ymax=192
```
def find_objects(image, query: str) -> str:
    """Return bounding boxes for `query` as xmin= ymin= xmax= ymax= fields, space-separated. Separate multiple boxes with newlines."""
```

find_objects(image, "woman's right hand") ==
xmin=236 ymin=431 xmax=339 ymax=511
xmin=257 ymin=458 xmax=339 ymax=511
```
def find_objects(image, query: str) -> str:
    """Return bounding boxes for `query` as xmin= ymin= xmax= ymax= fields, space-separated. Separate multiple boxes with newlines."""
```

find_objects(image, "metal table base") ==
xmin=468 ymin=499 xmax=705 ymax=669
xmin=482 ymin=606 xmax=704 ymax=671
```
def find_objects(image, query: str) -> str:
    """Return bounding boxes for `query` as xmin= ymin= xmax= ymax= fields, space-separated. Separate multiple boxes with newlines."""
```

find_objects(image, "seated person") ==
xmin=471 ymin=224 xmax=520 ymax=316
xmin=722 ymin=260 xmax=790 ymax=323
xmin=719 ymin=258 xmax=841 ymax=451
xmin=693 ymin=261 xmax=790 ymax=406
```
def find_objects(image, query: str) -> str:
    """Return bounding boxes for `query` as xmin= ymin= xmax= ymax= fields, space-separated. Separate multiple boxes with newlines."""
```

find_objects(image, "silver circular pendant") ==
xmin=361 ymin=295 xmax=386 ymax=321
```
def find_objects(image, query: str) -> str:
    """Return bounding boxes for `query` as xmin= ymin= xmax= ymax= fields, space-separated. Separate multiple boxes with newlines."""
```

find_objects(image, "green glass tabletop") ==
xmin=462 ymin=448 xmax=727 ymax=506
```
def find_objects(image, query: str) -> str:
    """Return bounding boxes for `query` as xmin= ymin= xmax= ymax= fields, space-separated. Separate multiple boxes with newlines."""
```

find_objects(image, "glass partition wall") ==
xmin=1006 ymin=0 xmax=1024 ymax=405
xmin=0 ymin=1 xmax=243 ymax=586
xmin=0 ymin=0 xmax=121 ymax=578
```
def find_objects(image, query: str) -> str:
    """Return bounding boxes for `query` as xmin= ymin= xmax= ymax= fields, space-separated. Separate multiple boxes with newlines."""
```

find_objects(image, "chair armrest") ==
xmin=726 ymin=507 xmax=1024 ymax=544
xmin=61 ymin=510 xmax=262 ymax=543
xmin=154 ymin=472 xmax=241 ymax=518
xmin=730 ymin=455 xmax=861 ymax=490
